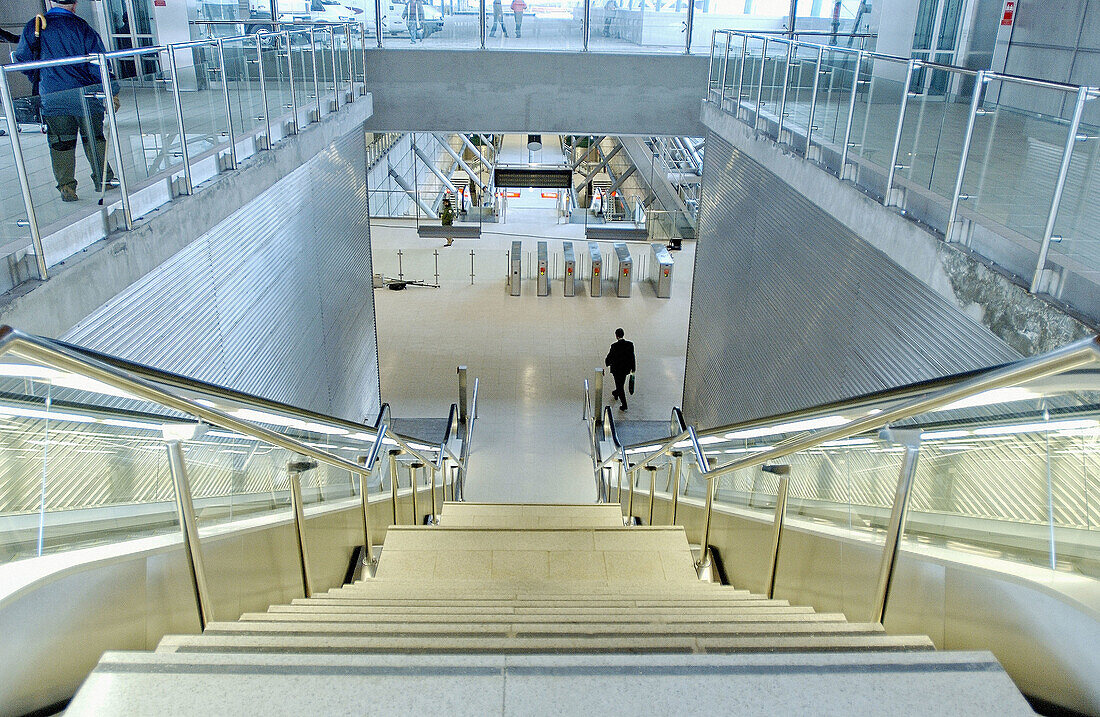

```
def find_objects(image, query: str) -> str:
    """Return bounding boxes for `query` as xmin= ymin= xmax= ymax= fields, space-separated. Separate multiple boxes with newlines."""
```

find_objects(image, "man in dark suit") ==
xmin=604 ymin=328 xmax=635 ymax=411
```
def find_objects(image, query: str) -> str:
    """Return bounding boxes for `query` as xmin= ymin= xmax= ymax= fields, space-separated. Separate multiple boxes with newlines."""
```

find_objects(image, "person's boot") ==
xmin=60 ymin=186 xmax=79 ymax=202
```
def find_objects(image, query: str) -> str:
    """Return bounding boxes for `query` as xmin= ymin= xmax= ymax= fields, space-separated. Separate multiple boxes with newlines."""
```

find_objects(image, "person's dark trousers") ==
xmin=45 ymin=112 xmax=111 ymax=192
xmin=513 ymin=11 xmax=523 ymax=36
xmin=604 ymin=17 xmax=612 ymax=36
xmin=610 ymin=371 xmax=628 ymax=409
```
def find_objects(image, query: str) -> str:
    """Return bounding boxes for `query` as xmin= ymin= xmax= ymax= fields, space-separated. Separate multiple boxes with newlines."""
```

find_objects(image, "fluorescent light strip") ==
xmin=723 ymin=415 xmax=851 ymax=441
xmin=973 ymin=418 xmax=1098 ymax=436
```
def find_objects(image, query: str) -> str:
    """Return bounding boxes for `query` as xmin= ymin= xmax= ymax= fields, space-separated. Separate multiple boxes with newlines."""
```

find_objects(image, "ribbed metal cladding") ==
xmin=63 ymin=129 xmax=380 ymax=425
xmin=683 ymin=133 xmax=1020 ymax=429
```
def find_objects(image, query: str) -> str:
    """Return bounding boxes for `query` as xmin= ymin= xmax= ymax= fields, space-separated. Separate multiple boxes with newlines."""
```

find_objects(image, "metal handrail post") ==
xmin=615 ymin=458 xmax=624 ymax=504
xmin=871 ymin=441 xmax=920 ymax=624
xmin=754 ymin=37 xmax=768 ymax=123
xmin=805 ymin=45 xmax=823 ymax=154
xmin=166 ymin=440 xmax=213 ymax=630
xmin=593 ymin=369 xmax=604 ymax=425
xmin=283 ymin=32 xmax=298 ymax=132
xmin=1031 ymin=84 xmax=1089 ymax=293
xmin=431 ymin=461 xmax=440 ymax=518
xmin=374 ymin=0 xmax=384 ymax=48
xmin=684 ymin=0 xmax=696 ymax=55
xmin=287 ymin=462 xmax=314 ymax=598
xmin=646 ymin=465 xmax=657 ymax=525
xmin=0 ymin=70 xmax=47 ymax=280
xmin=582 ymin=0 xmax=591 ymax=51
xmin=840 ymin=49 xmax=863 ymax=176
xmin=626 ymin=464 xmax=636 ymax=519
xmin=777 ymin=40 xmax=794 ymax=140
xmin=344 ymin=23 xmax=355 ymax=98
xmin=310 ymin=28 xmax=322 ymax=118
xmin=764 ymin=473 xmax=790 ymax=599
xmin=479 ymin=0 xmax=487 ymax=49
xmin=409 ymin=462 xmax=422 ymax=525
xmin=97 ymin=54 xmax=133 ymax=229
xmin=670 ymin=450 xmax=683 ymax=524
xmin=254 ymin=38 xmax=272 ymax=148
xmin=707 ymin=30 xmax=716 ymax=95
xmin=458 ymin=365 xmax=469 ymax=424
xmin=736 ymin=34 xmax=748 ymax=107
xmin=718 ymin=32 xmax=731 ymax=106
xmin=946 ymin=70 xmax=987 ymax=241
xmin=329 ymin=29 xmax=340 ymax=109
xmin=885 ymin=59 xmax=917 ymax=206
xmin=167 ymin=48 xmax=193 ymax=194
xmin=699 ymin=474 xmax=714 ymax=570
xmin=388 ymin=449 xmax=400 ymax=524
xmin=216 ymin=39 xmax=238 ymax=169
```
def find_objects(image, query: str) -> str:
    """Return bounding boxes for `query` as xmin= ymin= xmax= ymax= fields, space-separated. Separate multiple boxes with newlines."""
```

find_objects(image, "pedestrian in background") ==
xmin=511 ymin=0 xmax=527 ymax=38
xmin=602 ymin=0 xmax=617 ymax=37
xmin=404 ymin=0 xmax=422 ymax=43
xmin=604 ymin=328 xmax=636 ymax=411
xmin=15 ymin=0 xmax=119 ymax=203
xmin=489 ymin=0 xmax=508 ymax=37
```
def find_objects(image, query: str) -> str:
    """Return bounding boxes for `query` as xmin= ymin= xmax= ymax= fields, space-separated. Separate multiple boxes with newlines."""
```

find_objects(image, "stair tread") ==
xmin=157 ymin=633 xmax=936 ymax=653
xmin=202 ymin=621 xmax=882 ymax=636
xmin=242 ymin=611 xmax=846 ymax=623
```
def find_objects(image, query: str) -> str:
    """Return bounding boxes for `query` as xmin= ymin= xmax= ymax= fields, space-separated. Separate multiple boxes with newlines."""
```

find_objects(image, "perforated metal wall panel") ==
xmin=63 ymin=129 xmax=381 ymax=425
xmin=683 ymin=134 xmax=1019 ymax=429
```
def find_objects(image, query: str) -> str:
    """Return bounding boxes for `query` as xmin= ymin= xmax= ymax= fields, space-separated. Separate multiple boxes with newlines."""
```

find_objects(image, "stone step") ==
xmin=202 ymin=620 xmax=883 ymax=638
xmin=334 ymin=579 xmax=750 ymax=594
xmin=67 ymin=650 xmax=1033 ymax=716
xmin=270 ymin=603 xmax=817 ymax=616
xmin=156 ymin=633 xmax=936 ymax=654
xmin=242 ymin=611 xmax=847 ymax=625
xmin=289 ymin=597 xmax=794 ymax=609
xmin=323 ymin=586 xmax=760 ymax=600
xmin=437 ymin=502 xmax=627 ymax=528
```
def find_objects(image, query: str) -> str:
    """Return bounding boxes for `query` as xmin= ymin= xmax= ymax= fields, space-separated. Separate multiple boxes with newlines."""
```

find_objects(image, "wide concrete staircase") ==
xmin=66 ymin=503 xmax=1034 ymax=715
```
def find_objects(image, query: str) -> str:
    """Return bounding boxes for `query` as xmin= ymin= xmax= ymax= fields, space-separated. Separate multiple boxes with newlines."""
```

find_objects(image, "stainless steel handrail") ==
xmin=0 ymin=327 xmax=377 ymax=479
xmin=455 ymin=377 xmax=479 ymax=501
xmin=702 ymin=335 xmax=1100 ymax=482
xmin=54 ymin=338 xmax=385 ymax=440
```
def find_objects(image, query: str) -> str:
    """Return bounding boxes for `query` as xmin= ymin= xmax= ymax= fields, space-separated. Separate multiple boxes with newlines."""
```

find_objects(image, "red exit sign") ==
xmin=1001 ymin=0 xmax=1016 ymax=25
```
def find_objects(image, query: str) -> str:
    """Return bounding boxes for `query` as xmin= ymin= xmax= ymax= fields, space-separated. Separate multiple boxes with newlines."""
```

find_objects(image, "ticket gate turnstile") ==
xmin=650 ymin=242 xmax=673 ymax=298
xmin=509 ymin=241 xmax=522 ymax=296
xmin=588 ymin=242 xmax=602 ymax=297
xmin=613 ymin=243 xmax=632 ymax=298
xmin=563 ymin=242 xmax=576 ymax=297
xmin=537 ymin=241 xmax=549 ymax=296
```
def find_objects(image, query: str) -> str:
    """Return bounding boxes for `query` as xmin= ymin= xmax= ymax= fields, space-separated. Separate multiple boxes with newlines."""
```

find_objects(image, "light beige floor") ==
xmin=372 ymin=216 xmax=693 ymax=504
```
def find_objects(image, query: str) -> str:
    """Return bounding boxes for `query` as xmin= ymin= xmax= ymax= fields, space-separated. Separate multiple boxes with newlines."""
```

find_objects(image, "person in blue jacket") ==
xmin=15 ymin=0 xmax=120 ymax=202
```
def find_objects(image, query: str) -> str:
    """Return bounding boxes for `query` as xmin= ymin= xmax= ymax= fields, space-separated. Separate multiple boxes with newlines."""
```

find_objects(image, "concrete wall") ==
xmin=683 ymin=121 xmax=1044 ymax=428
xmin=626 ymin=489 xmax=1100 ymax=716
xmin=361 ymin=49 xmax=709 ymax=136
xmin=55 ymin=128 xmax=381 ymax=424
xmin=0 ymin=97 xmax=374 ymax=341
xmin=0 ymin=486 xmax=435 ymax=717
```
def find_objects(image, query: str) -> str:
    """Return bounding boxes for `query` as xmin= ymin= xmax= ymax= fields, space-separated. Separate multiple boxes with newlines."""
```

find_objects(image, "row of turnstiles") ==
xmin=509 ymin=240 xmax=674 ymax=298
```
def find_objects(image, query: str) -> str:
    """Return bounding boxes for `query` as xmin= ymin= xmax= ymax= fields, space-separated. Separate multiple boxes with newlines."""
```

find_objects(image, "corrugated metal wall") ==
xmin=683 ymin=133 xmax=1019 ymax=429
xmin=62 ymin=129 xmax=381 ymax=425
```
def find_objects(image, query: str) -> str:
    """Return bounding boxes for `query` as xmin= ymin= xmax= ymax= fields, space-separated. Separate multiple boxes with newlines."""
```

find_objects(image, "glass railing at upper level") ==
xmin=0 ymin=326 xmax=473 ymax=566
xmin=0 ymin=23 xmax=365 ymax=297
xmin=599 ymin=334 xmax=1100 ymax=584
xmin=707 ymin=29 xmax=1100 ymax=320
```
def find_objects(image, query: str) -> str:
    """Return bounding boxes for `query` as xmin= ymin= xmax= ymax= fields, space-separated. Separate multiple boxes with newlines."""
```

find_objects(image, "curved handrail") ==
xmin=702 ymin=335 xmax=1100 ymax=482
xmin=372 ymin=403 xmax=391 ymax=430
xmin=0 ymin=327 xmax=376 ymax=479
xmin=455 ymin=378 xmax=479 ymax=501
xmin=54 ymin=337 xmax=385 ymax=439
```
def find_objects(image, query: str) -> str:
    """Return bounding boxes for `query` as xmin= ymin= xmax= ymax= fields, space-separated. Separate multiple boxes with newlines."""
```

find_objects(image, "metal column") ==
xmin=871 ymin=437 xmax=921 ymax=625
xmin=166 ymin=441 xmax=213 ymax=630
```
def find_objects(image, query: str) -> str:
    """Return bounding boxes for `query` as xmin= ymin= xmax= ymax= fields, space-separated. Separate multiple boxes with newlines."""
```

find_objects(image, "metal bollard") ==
xmin=409 ymin=461 xmax=423 ymax=525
